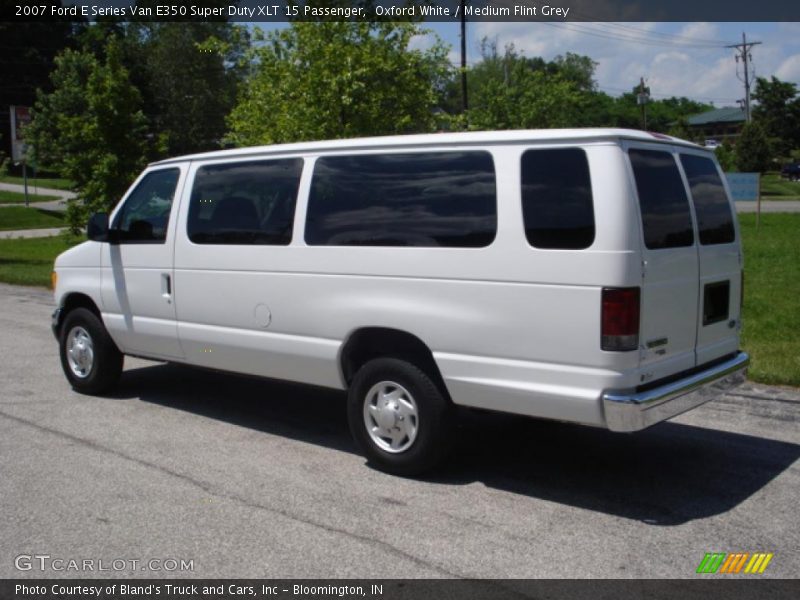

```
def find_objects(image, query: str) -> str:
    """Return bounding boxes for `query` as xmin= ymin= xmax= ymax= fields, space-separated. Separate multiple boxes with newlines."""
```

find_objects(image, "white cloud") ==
xmin=775 ymin=54 xmax=800 ymax=81
xmin=463 ymin=22 xmax=798 ymax=105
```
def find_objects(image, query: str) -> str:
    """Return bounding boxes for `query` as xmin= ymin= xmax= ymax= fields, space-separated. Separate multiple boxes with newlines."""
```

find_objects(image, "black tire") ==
xmin=347 ymin=357 xmax=453 ymax=476
xmin=59 ymin=307 xmax=123 ymax=395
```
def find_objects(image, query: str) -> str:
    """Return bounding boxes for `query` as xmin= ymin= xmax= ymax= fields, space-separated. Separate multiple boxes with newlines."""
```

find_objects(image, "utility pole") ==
xmin=636 ymin=77 xmax=650 ymax=130
xmin=727 ymin=32 xmax=761 ymax=123
xmin=460 ymin=1 xmax=468 ymax=112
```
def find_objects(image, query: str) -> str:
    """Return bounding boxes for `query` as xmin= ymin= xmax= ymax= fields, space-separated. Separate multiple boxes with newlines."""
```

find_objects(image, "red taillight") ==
xmin=601 ymin=287 xmax=640 ymax=351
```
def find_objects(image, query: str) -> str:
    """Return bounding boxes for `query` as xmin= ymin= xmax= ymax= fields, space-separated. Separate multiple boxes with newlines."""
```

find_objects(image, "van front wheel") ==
xmin=59 ymin=307 xmax=123 ymax=395
xmin=347 ymin=358 xmax=452 ymax=475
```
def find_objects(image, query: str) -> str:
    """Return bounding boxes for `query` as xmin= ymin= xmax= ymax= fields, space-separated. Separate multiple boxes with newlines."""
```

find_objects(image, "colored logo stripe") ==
xmin=719 ymin=553 xmax=750 ymax=573
xmin=697 ymin=552 xmax=773 ymax=574
xmin=697 ymin=553 xmax=726 ymax=573
xmin=745 ymin=553 xmax=774 ymax=574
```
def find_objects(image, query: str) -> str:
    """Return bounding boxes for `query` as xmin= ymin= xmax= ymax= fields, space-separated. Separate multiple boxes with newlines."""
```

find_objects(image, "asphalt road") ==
xmin=1 ymin=283 xmax=798 ymax=579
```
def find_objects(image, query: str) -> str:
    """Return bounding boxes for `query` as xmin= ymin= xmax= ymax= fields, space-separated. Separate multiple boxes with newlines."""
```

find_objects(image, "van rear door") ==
xmin=626 ymin=144 xmax=699 ymax=382
xmin=678 ymin=151 xmax=742 ymax=365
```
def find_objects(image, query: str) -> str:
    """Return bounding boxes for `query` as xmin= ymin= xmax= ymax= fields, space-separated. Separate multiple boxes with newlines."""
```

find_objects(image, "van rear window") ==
xmin=305 ymin=152 xmax=496 ymax=247
xmin=680 ymin=154 xmax=736 ymax=245
xmin=521 ymin=148 xmax=595 ymax=249
xmin=629 ymin=149 xmax=694 ymax=250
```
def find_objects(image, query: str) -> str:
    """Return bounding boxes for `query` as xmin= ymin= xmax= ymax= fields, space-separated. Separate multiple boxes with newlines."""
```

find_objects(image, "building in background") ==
xmin=687 ymin=107 xmax=747 ymax=145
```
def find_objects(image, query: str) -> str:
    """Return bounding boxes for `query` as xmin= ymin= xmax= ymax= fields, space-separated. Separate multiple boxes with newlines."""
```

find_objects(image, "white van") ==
xmin=52 ymin=129 xmax=749 ymax=474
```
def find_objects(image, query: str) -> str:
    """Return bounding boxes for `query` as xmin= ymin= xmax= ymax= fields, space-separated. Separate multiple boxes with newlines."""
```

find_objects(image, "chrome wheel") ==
xmin=363 ymin=381 xmax=419 ymax=453
xmin=66 ymin=326 xmax=94 ymax=379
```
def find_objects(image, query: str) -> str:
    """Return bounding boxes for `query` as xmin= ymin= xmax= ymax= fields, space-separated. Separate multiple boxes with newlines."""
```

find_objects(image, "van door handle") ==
xmin=161 ymin=273 xmax=172 ymax=300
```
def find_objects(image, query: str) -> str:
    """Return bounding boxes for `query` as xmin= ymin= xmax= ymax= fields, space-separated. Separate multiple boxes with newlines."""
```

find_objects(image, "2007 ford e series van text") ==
xmin=51 ymin=129 xmax=749 ymax=474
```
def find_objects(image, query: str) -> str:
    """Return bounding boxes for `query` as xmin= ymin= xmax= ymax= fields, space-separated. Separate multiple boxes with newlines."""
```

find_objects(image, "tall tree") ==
xmin=226 ymin=22 xmax=450 ymax=145
xmin=465 ymin=42 xmax=586 ymax=130
xmin=128 ymin=21 xmax=248 ymax=156
xmin=73 ymin=16 xmax=248 ymax=158
xmin=27 ymin=41 xmax=148 ymax=230
xmin=550 ymin=53 xmax=597 ymax=92
xmin=752 ymin=76 xmax=800 ymax=157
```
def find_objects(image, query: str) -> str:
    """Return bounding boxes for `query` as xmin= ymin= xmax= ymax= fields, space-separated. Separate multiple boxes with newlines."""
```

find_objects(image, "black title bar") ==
xmin=2 ymin=1 xmax=799 ymax=23
xmin=3 ymin=579 xmax=800 ymax=600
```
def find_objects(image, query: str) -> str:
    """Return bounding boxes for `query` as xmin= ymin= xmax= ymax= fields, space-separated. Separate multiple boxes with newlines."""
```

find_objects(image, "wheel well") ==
xmin=59 ymin=293 xmax=102 ymax=333
xmin=340 ymin=328 xmax=448 ymax=395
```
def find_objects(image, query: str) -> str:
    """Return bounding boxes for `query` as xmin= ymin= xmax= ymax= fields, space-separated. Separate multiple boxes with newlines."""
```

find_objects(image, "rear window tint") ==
xmin=629 ymin=149 xmax=694 ymax=250
xmin=187 ymin=159 xmax=303 ymax=245
xmin=521 ymin=148 xmax=595 ymax=249
xmin=305 ymin=152 xmax=496 ymax=247
xmin=680 ymin=154 xmax=735 ymax=245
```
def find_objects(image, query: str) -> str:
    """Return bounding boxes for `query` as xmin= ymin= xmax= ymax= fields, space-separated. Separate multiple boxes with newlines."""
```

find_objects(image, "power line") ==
xmin=541 ymin=22 xmax=726 ymax=49
xmin=565 ymin=20 xmax=730 ymax=46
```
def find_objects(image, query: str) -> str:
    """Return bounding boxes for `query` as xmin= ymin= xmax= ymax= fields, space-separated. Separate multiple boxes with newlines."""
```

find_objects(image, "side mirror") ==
xmin=87 ymin=212 xmax=111 ymax=242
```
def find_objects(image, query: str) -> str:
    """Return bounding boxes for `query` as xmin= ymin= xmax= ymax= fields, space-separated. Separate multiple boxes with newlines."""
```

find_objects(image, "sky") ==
xmin=405 ymin=21 xmax=800 ymax=107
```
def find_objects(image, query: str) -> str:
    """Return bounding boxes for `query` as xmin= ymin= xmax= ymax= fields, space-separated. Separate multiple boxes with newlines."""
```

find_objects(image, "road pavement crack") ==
xmin=0 ymin=408 xmax=464 ymax=578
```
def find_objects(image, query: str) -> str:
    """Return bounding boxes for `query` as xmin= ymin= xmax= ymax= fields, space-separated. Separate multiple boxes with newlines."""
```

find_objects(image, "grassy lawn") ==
xmin=0 ymin=206 xmax=65 ymax=231
xmin=739 ymin=213 xmax=800 ymax=387
xmin=0 ymin=214 xmax=796 ymax=388
xmin=760 ymin=172 xmax=800 ymax=200
xmin=0 ymin=235 xmax=82 ymax=287
xmin=0 ymin=174 xmax=74 ymax=191
xmin=0 ymin=190 xmax=60 ymax=204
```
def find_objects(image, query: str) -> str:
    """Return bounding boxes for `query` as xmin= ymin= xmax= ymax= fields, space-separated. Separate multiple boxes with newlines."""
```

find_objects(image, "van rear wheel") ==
xmin=347 ymin=358 xmax=453 ymax=475
xmin=59 ymin=307 xmax=123 ymax=395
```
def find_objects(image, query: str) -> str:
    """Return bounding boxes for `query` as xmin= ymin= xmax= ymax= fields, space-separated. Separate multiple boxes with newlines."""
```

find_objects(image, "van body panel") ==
xmin=52 ymin=242 xmax=105 ymax=317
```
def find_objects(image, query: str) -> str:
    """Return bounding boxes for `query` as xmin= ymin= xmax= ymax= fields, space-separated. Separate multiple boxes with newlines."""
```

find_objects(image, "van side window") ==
xmin=187 ymin=159 xmax=303 ymax=245
xmin=305 ymin=152 xmax=496 ymax=247
xmin=521 ymin=148 xmax=595 ymax=249
xmin=113 ymin=168 xmax=180 ymax=243
xmin=679 ymin=154 xmax=736 ymax=245
xmin=629 ymin=149 xmax=694 ymax=250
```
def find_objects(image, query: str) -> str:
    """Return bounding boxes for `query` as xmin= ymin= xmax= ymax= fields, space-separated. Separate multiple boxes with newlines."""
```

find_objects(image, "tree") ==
xmin=550 ymin=53 xmax=597 ymax=92
xmin=226 ymin=22 xmax=450 ymax=145
xmin=126 ymin=21 xmax=249 ymax=156
xmin=752 ymin=76 xmax=800 ymax=157
xmin=27 ymin=41 xmax=148 ymax=230
xmin=735 ymin=121 xmax=773 ymax=173
xmin=465 ymin=42 xmax=586 ymax=130
xmin=72 ymin=15 xmax=248 ymax=158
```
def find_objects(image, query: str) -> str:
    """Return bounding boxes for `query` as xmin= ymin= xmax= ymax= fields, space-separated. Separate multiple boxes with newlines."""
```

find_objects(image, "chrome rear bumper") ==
xmin=603 ymin=352 xmax=749 ymax=432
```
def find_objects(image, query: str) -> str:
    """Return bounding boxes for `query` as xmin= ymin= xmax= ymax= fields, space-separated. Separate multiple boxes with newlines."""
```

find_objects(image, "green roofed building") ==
xmin=687 ymin=106 xmax=747 ymax=145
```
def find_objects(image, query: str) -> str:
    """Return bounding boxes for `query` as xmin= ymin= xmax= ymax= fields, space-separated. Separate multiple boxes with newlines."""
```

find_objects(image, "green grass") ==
xmin=0 ymin=174 xmax=74 ymax=191
xmin=760 ymin=172 xmax=800 ymax=200
xmin=0 ymin=206 xmax=65 ymax=231
xmin=0 ymin=235 xmax=83 ymax=287
xmin=0 ymin=190 xmax=60 ymax=204
xmin=739 ymin=213 xmax=800 ymax=387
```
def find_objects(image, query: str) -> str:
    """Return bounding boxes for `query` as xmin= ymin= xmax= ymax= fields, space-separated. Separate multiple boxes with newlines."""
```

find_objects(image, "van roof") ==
xmin=151 ymin=128 xmax=704 ymax=165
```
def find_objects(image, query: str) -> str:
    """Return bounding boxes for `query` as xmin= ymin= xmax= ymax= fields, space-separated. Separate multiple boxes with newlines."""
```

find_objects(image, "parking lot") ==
xmin=1 ymin=282 xmax=798 ymax=579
